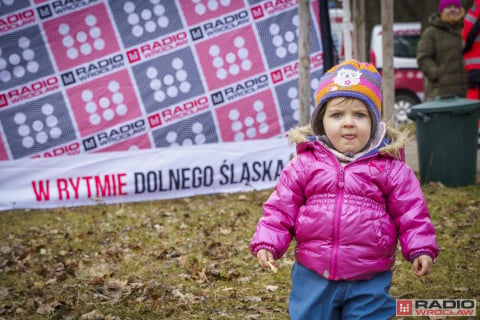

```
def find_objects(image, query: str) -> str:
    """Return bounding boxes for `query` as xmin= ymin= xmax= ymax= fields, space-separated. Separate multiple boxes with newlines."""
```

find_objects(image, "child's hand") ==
xmin=256 ymin=249 xmax=278 ymax=273
xmin=413 ymin=255 xmax=433 ymax=276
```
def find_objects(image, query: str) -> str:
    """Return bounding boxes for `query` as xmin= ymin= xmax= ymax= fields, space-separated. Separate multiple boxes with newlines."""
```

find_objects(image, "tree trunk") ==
xmin=298 ymin=0 xmax=311 ymax=126
xmin=352 ymin=0 xmax=366 ymax=61
xmin=381 ymin=0 xmax=394 ymax=122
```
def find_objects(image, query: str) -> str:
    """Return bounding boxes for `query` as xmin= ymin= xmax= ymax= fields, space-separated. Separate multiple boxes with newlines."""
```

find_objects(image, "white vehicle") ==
xmin=329 ymin=8 xmax=346 ymax=60
xmin=370 ymin=22 xmax=424 ymax=123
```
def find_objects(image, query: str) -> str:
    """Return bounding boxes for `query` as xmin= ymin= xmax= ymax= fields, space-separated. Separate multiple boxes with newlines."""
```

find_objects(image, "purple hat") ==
xmin=311 ymin=59 xmax=382 ymax=137
xmin=439 ymin=0 xmax=462 ymax=12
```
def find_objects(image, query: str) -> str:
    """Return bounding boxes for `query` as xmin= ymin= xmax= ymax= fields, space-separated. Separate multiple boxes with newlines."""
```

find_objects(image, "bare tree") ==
xmin=298 ymin=0 xmax=311 ymax=126
xmin=381 ymin=0 xmax=394 ymax=122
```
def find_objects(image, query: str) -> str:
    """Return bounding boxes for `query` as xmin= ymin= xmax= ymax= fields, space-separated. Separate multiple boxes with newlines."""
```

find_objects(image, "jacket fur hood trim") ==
xmin=287 ymin=123 xmax=410 ymax=161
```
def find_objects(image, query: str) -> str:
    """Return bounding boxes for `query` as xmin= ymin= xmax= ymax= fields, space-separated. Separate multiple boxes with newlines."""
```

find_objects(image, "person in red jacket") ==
xmin=462 ymin=0 xmax=480 ymax=99
xmin=250 ymin=60 xmax=439 ymax=319
xmin=462 ymin=0 xmax=480 ymax=141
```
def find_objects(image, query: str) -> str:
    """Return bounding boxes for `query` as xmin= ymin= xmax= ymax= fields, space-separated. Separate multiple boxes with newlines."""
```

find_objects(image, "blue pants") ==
xmin=289 ymin=263 xmax=396 ymax=320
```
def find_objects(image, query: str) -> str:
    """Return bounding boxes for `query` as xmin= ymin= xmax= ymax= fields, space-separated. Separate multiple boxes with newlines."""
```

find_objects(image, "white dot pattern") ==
xmin=58 ymin=14 xmax=105 ymax=60
xmin=209 ymin=36 xmax=251 ymax=80
xmin=193 ymin=0 xmax=231 ymax=16
xmin=0 ymin=0 xmax=15 ymax=7
xmin=286 ymin=77 xmax=320 ymax=122
xmin=270 ymin=15 xmax=299 ymax=59
xmin=13 ymin=103 xmax=62 ymax=149
xmin=287 ymin=86 xmax=300 ymax=121
xmin=0 ymin=36 xmax=40 ymax=83
xmin=228 ymin=100 xmax=269 ymax=141
xmin=81 ymin=81 xmax=127 ymax=125
xmin=166 ymin=121 xmax=206 ymax=147
xmin=147 ymin=58 xmax=191 ymax=102
xmin=283 ymin=77 xmax=319 ymax=122
xmin=123 ymin=0 xmax=170 ymax=38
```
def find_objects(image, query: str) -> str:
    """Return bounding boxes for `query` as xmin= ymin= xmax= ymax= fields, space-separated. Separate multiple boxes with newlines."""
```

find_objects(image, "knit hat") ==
xmin=311 ymin=59 xmax=382 ymax=137
xmin=439 ymin=0 xmax=462 ymax=12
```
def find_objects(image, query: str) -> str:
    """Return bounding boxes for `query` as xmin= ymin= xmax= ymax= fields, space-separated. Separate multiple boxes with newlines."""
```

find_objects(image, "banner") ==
xmin=0 ymin=137 xmax=294 ymax=210
xmin=0 ymin=0 xmax=329 ymax=209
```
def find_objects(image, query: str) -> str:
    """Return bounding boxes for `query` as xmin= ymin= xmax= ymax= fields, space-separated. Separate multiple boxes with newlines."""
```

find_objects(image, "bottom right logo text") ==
xmin=396 ymin=299 xmax=476 ymax=317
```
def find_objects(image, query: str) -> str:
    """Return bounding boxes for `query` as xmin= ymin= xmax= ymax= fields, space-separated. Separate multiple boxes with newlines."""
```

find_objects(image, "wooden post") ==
xmin=381 ymin=0 xmax=394 ymax=122
xmin=352 ymin=0 xmax=366 ymax=61
xmin=298 ymin=0 xmax=311 ymax=126
xmin=342 ymin=0 xmax=352 ymax=60
xmin=319 ymin=0 xmax=336 ymax=71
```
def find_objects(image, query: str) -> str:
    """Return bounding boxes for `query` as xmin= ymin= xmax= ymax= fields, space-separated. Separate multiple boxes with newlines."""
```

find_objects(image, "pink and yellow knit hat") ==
xmin=311 ymin=59 xmax=382 ymax=136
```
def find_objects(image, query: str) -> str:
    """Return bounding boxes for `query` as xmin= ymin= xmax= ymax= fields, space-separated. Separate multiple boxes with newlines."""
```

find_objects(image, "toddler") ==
xmin=250 ymin=59 xmax=439 ymax=319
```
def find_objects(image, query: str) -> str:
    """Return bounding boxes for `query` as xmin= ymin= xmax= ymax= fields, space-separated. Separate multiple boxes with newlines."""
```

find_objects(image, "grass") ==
xmin=0 ymin=180 xmax=479 ymax=319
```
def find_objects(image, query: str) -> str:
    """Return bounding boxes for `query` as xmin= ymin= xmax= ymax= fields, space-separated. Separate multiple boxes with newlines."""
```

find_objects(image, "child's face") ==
xmin=322 ymin=97 xmax=372 ymax=154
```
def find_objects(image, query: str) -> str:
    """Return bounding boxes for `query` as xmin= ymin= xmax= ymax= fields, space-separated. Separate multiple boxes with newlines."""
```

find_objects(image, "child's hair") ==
xmin=311 ymin=59 xmax=382 ymax=138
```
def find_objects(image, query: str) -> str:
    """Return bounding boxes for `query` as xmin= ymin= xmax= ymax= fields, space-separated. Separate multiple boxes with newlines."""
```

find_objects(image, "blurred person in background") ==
xmin=462 ymin=0 xmax=480 ymax=99
xmin=462 ymin=0 xmax=480 ymax=146
xmin=417 ymin=0 xmax=468 ymax=101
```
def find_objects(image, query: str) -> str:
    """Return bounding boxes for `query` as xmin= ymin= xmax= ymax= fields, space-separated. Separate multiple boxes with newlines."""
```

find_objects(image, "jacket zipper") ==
xmin=318 ymin=143 xmax=380 ymax=279
xmin=330 ymin=166 xmax=345 ymax=279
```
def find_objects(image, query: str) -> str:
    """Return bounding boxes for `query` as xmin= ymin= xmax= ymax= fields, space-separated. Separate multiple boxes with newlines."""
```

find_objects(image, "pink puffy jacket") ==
xmin=250 ymin=128 xmax=439 ymax=281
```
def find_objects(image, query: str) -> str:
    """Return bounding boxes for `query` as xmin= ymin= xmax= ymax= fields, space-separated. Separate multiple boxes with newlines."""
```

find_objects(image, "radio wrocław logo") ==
xmin=94 ymin=133 xmax=151 ymax=153
xmin=396 ymin=299 xmax=476 ymax=317
xmin=82 ymin=118 xmax=147 ymax=152
xmin=0 ymin=1 xmax=35 ymax=33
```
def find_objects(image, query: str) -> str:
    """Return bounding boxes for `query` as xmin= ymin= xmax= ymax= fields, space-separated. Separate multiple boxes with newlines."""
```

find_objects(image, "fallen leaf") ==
xmin=36 ymin=303 xmax=54 ymax=315
xmin=80 ymin=309 xmax=105 ymax=320
xmin=265 ymin=285 xmax=278 ymax=292
xmin=0 ymin=287 xmax=9 ymax=299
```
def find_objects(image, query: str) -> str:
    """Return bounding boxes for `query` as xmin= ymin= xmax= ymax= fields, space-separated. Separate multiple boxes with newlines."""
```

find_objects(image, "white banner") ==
xmin=0 ymin=1 xmax=337 ymax=210
xmin=0 ymin=137 xmax=294 ymax=210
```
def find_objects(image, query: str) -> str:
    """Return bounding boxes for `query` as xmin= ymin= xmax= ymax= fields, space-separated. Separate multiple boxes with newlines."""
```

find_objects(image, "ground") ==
xmin=0 ymin=181 xmax=479 ymax=319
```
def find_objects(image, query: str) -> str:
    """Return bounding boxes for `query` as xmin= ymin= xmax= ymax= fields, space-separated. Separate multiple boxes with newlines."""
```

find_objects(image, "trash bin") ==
xmin=407 ymin=95 xmax=480 ymax=187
